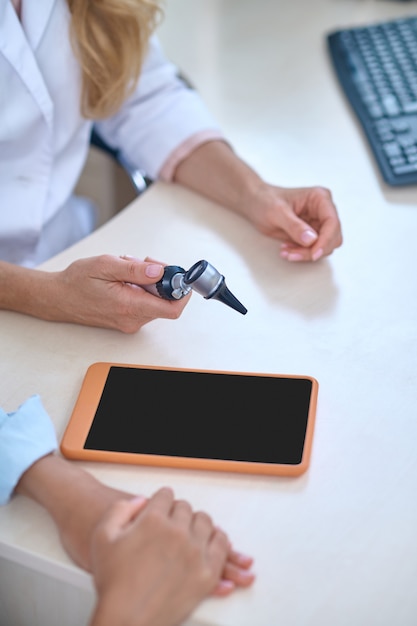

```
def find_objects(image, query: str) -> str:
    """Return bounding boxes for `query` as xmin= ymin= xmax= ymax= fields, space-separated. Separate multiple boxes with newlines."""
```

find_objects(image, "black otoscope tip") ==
xmin=183 ymin=260 xmax=248 ymax=314
xmin=212 ymin=281 xmax=248 ymax=315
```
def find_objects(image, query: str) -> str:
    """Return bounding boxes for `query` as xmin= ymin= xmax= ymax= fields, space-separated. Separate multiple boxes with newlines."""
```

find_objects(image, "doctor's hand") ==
xmin=173 ymin=140 xmax=342 ymax=264
xmin=242 ymin=182 xmax=343 ymax=263
xmin=54 ymin=255 xmax=191 ymax=332
xmin=0 ymin=255 xmax=190 ymax=333
xmin=89 ymin=488 xmax=255 ymax=626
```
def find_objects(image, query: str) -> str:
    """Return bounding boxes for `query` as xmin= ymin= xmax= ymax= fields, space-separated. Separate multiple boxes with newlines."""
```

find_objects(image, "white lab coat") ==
xmin=0 ymin=0 xmax=220 ymax=267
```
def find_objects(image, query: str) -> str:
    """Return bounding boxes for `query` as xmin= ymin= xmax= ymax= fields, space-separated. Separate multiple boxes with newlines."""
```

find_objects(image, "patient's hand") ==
xmin=89 ymin=488 xmax=254 ymax=626
xmin=16 ymin=456 xmax=255 ymax=597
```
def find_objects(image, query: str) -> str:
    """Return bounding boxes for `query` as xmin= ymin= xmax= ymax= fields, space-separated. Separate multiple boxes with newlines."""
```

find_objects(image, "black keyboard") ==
xmin=327 ymin=15 xmax=417 ymax=186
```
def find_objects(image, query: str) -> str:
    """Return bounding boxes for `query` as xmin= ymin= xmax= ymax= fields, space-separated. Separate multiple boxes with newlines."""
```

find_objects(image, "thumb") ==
xmin=278 ymin=210 xmax=318 ymax=248
xmin=97 ymin=497 xmax=148 ymax=541
xmin=117 ymin=255 xmax=165 ymax=285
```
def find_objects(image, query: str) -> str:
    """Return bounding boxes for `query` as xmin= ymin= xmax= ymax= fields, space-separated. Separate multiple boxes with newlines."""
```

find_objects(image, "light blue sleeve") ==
xmin=0 ymin=395 xmax=58 ymax=505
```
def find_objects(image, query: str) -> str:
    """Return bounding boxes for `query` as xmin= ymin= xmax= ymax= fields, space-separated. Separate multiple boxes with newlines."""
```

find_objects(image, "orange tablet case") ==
xmin=60 ymin=362 xmax=318 ymax=477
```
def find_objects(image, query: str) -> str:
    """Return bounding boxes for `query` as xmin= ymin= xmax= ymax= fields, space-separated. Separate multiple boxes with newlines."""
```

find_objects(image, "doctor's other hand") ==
xmin=0 ymin=255 xmax=190 ymax=333
xmin=89 ymin=487 xmax=255 ymax=626
xmin=244 ymin=182 xmax=343 ymax=263
xmin=172 ymin=141 xmax=342 ymax=264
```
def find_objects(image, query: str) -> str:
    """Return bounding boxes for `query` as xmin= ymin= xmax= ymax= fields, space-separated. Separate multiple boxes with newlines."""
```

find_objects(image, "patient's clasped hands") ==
xmin=89 ymin=487 xmax=255 ymax=626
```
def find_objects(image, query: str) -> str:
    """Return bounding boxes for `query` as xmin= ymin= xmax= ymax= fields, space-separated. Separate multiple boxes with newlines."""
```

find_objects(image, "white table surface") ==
xmin=1 ymin=1 xmax=417 ymax=625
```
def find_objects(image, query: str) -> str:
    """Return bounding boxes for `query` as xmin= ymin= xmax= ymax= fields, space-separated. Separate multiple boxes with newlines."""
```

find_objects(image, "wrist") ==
xmin=18 ymin=454 xmax=132 ymax=571
xmin=173 ymin=140 xmax=264 ymax=218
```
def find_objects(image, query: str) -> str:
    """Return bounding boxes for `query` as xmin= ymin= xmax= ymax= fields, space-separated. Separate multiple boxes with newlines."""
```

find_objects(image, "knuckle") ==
xmin=144 ymin=509 xmax=168 ymax=532
xmin=314 ymin=185 xmax=332 ymax=200
xmin=175 ymin=499 xmax=193 ymax=515
xmin=214 ymin=527 xmax=229 ymax=547
xmin=195 ymin=565 xmax=218 ymax=591
xmin=126 ymin=260 xmax=138 ymax=281
xmin=172 ymin=523 xmax=189 ymax=544
xmin=186 ymin=541 xmax=203 ymax=565
xmin=95 ymin=253 xmax=112 ymax=270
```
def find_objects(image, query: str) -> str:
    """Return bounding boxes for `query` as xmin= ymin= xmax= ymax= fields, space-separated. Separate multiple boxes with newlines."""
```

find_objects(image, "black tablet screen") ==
xmin=84 ymin=367 xmax=313 ymax=465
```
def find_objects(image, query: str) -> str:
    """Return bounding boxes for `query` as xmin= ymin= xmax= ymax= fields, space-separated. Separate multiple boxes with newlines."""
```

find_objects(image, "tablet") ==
xmin=60 ymin=362 xmax=318 ymax=477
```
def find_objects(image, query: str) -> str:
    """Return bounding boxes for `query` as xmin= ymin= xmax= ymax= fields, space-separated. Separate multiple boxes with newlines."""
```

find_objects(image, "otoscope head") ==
xmin=184 ymin=260 xmax=248 ymax=315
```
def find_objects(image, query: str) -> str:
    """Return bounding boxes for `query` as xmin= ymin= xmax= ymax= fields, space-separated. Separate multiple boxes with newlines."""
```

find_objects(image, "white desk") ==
xmin=1 ymin=1 xmax=417 ymax=625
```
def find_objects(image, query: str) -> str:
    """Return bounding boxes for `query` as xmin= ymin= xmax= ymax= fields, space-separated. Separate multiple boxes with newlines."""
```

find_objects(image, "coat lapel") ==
xmin=0 ymin=1 xmax=55 ymax=126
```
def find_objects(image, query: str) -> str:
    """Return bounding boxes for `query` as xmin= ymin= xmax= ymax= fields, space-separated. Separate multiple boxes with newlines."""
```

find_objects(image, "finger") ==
xmin=91 ymin=253 xmax=164 ymax=285
xmin=143 ymin=486 xmax=176 ymax=517
xmin=282 ymin=218 xmax=341 ymax=262
xmin=301 ymin=188 xmax=342 ymax=258
xmin=276 ymin=185 xmax=342 ymax=257
xmin=191 ymin=510 xmax=215 ymax=543
xmin=144 ymin=255 xmax=168 ymax=265
xmin=273 ymin=203 xmax=319 ymax=250
xmin=170 ymin=499 xmax=193 ymax=526
xmin=116 ymin=287 xmax=192 ymax=331
xmin=121 ymin=254 xmax=167 ymax=267
xmin=211 ymin=549 xmax=256 ymax=596
xmin=227 ymin=548 xmax=254 ymax=569
xmin=205 ymin=527 xmax=230 ymax=581
xmin=279 ymin=244 xmax=314 ymax=263
xmin=212 ymin=579 xmax=236 ymax=597
xmin=117 ymin=255 xmax=164 ymax=285
xmin=221 ymin=561 xmax=256 ymax=588
xmin=279 ymin=236 xmax=325 ymax=262
xmin=312 ymin=215 xmax=343 ymax=259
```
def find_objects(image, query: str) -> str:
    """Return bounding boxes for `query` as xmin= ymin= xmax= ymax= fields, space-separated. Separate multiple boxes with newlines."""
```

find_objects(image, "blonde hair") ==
xmin=67 ymin=0 xmax=163 ymax=119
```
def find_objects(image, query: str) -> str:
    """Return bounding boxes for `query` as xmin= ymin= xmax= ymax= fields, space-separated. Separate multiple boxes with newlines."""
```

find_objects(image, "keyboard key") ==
xmin=393 ymin=162 xmax=417 ymax=174
xmin=382 ymin=142 xmax=402 ymax=158
xmin=390 ymin=119 xmax=410 ymax=133
xmin=381 ymin=95 xmax=401 ymax=116
xmin=403 ymin=102 xmax=417 ymax=114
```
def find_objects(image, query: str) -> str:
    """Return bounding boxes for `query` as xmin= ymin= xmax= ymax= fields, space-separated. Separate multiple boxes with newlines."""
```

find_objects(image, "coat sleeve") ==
xmin=94 ymin=36 xmax=223 ymax=181
xmin=0 ymin=395 xmax=58 ymax=505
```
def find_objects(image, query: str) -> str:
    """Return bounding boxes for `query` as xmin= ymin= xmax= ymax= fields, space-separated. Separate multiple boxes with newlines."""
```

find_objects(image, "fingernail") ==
xmin=145 ymin=263 xmax=163 ymax=278
xmin=234 ymin=552 xmax=254 ymax=567
xmin=301 ymin=229 xmax=318 ymax=245
xmin=287 ymin=252 xmax=304 ymax=262
xmin=217 ymin=580 xmax=235 ymax=592
xmin=312 ymin=248 xmax=324 ymax=261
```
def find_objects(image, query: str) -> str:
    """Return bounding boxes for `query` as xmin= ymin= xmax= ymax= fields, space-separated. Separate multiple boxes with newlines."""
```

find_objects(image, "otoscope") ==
xmin=143 ymin=260 xmax=248 ymax=315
